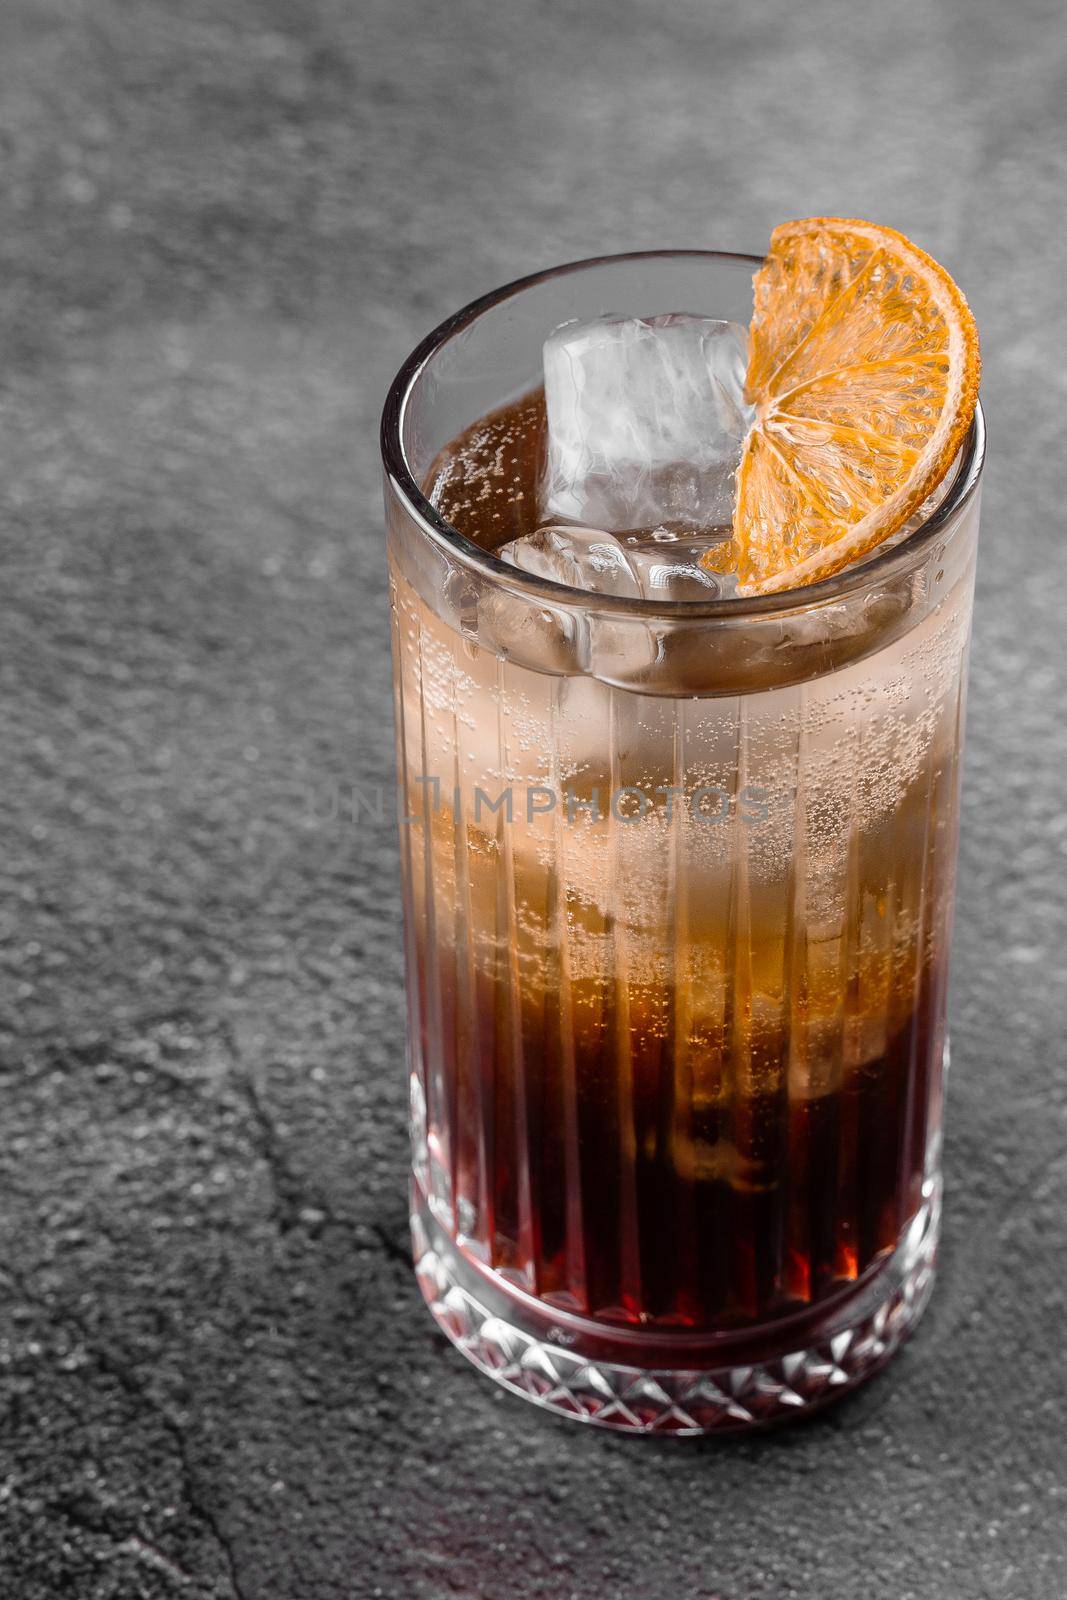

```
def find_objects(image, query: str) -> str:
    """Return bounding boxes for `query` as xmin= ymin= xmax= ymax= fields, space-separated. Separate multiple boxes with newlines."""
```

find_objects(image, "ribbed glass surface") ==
xmin=389 ymin=558 xmax=974 ymax=1334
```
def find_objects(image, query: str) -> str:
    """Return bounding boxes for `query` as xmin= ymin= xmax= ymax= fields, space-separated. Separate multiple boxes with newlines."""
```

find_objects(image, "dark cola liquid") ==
xmin=414 ymin=922 xmax=947 ymax=1330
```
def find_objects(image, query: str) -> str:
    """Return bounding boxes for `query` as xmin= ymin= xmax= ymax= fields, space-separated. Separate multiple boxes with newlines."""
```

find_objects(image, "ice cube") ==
xmin=498 ymin=525 xmax=642 ymax=598
xmin=542 ymin=314 xmax=754 ymax=531
xmin=622 ymin=528 xmax=731 ymax=600
xmin=498 ymin=525 xmax=731 ymax=601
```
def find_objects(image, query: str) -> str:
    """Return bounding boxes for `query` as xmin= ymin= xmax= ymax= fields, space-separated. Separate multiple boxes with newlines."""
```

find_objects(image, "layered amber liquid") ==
xmin=392 ymin=394 xmax=972 ymax=1334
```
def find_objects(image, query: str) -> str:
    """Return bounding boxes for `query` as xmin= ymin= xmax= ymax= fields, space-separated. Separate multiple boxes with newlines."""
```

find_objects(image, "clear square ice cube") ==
xmin=542 ymin=314 xmax=754 ymax=531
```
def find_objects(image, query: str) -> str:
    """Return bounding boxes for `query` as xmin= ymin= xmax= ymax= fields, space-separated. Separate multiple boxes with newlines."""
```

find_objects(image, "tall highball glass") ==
xmin=381 ymin=252 xmax=983 ymax=1433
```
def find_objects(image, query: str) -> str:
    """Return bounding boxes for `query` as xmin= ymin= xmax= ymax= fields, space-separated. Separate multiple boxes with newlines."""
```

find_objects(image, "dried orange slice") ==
xmin=714 ymin=217 xmax=980 ymax=595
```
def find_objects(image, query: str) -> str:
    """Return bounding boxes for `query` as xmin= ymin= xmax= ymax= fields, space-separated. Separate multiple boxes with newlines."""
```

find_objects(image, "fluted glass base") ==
xmin=412 ymin=1175 xmax=939 ymax=1434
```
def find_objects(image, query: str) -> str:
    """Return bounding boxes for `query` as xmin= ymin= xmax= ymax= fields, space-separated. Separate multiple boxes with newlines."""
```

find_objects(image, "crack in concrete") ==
xmin=239 ymin=1068 xmax=412 ymax=1270
xmin=241 ymin=1067 xmax=411 ymax=1268
xmin=0 ymin=1267 xmax=246 ymax=1600
xmin=240 ymin=1068 xmax=317 ymax=1235
xmin=220 ymin=1018 xmax=411 ymax=1272
xmin=371 ymin=1222 xmax=411 ymax=1269
xmin=13 ymin=1012 xmax=412 ymax=1277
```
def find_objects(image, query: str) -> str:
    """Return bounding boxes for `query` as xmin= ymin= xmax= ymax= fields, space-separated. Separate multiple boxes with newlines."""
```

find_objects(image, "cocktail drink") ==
xmin=381 ymin=228 xmax=983 ymax=1432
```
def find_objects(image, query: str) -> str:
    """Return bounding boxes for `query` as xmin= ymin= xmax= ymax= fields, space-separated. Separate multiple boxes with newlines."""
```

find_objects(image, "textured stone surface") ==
xmin=1 ymin=1 xmax=1065 ymax=1596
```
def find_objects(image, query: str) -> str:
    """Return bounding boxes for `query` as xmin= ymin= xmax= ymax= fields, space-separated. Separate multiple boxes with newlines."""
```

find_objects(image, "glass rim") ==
xmin=380 ymin=248 xmax=985 ymax=620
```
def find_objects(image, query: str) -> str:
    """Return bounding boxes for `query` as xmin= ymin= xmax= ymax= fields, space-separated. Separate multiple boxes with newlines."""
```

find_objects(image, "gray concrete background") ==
xmin=1 ymin=1 xmax=1065 ymax=1596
